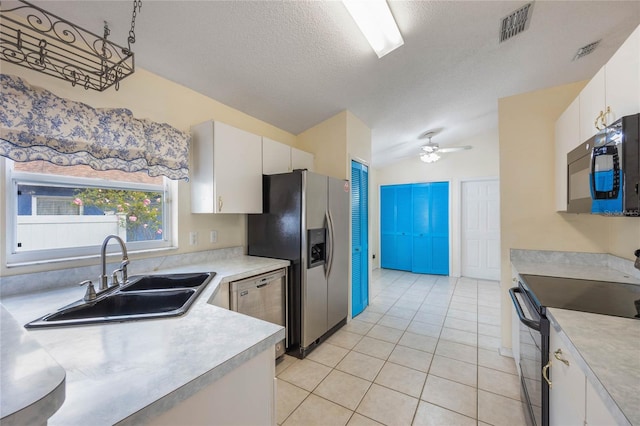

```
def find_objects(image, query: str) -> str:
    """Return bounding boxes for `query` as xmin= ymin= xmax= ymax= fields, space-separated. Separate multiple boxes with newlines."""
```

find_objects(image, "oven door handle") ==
xmin=509 ymin=287 xmax=541 ymax=331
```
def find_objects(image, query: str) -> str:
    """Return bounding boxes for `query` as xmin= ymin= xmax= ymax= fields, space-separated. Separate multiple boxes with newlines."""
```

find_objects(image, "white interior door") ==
xmin=461 ymin=179 xmax=501 ymax=280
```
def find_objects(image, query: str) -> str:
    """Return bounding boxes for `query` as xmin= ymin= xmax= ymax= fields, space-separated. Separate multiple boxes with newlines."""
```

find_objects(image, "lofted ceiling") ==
xmin=10 ymin=1 xmax=640 ymax=167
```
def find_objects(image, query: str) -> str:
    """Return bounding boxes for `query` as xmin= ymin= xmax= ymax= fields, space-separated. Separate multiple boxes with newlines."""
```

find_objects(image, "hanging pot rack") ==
xmin=0 ymin=0 xmax=141 ymax=91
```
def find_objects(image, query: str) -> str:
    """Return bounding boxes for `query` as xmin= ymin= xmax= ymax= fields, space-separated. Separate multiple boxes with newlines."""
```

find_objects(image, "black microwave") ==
xmin=567 ymin=113 xmax=640 ymax=215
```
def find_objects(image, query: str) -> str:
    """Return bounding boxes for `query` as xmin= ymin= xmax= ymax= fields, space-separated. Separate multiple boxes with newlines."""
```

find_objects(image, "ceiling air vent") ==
xmin=573 ymin=40 xmax=601 ymax=60
xmin=499 ymin=3 xmax=533 ymax=43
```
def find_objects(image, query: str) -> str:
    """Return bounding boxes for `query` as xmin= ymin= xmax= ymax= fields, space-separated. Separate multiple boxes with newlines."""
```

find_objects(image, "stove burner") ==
xmin=519 ymin=275 xmax=640 ymax=320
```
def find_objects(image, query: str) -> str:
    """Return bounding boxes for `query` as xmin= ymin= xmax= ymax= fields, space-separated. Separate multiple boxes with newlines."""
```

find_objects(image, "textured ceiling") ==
xmin=16 ymin=1 xmax=640 ymax=167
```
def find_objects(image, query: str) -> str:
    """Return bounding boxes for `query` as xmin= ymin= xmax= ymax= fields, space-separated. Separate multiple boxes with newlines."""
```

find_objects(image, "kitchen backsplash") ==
xmin=0 ymin=246 xmax=244 ymax=298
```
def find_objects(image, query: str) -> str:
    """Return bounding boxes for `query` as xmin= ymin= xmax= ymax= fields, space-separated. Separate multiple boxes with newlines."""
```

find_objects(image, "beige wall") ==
xmin=498 ymin=81 xmax=640 ymax=350
xmin=0 ymin=63 xmax=297 ymax=276
xmin=373 ymin=128 xmax=500 ymax=275
xmin=297 ymin=111 xmax=349 ymax=179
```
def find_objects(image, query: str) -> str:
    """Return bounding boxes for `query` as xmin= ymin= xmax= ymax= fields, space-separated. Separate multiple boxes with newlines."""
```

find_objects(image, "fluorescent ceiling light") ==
xmin=342 ymin=0 xmax=404 ymax=58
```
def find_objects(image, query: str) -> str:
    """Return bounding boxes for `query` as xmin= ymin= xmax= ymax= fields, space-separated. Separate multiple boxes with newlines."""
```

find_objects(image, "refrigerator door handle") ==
xmin=326 ymin=210 xmax=335 ymax=279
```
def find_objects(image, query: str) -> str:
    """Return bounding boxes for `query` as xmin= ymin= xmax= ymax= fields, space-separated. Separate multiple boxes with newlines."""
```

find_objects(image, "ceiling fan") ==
xmin=419 ymin=131 xmax=472 ymax=163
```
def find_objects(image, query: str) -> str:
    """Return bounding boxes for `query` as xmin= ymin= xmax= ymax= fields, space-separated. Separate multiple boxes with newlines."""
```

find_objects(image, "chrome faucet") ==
xmin=99 ymin=235 xmax=129 ymax=291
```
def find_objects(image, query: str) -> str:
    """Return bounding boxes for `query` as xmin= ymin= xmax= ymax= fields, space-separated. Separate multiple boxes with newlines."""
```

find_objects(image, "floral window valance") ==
xmin=0 ymin=74 xmax=190 ymax=180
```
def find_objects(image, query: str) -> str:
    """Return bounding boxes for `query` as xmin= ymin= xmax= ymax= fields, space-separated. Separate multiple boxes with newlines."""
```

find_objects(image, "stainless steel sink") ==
xmin=25 ymin=272 xmax=216 ymax=328
xmin=120 ymin=273 xmax=212 ymax=292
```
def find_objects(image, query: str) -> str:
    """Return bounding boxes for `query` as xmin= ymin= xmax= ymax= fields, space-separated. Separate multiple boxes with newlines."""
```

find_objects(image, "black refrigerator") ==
xmin=248 ymin=170 xmax=349 ymax=358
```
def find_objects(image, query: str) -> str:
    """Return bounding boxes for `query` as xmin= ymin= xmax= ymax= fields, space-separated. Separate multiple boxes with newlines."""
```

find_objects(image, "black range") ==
xmin=519 ymin=274 xmax=640 ymax=319
xmin=510 ymin=274 xmax=640 ymax=426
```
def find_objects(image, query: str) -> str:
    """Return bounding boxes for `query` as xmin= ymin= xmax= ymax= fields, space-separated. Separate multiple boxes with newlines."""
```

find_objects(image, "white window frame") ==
xmin=5 ymin=160 xmax=174 ymax=266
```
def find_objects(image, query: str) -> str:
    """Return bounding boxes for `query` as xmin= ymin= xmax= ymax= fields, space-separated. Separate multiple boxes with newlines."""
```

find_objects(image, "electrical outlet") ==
xmin=210 ymin=230 xmax=218 ymax=244
xmin=189 ymin=232 xmax=197 ymax=245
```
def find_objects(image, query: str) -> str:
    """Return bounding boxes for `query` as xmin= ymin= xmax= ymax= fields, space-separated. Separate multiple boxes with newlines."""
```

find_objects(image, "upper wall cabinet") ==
xmin=579 ymin=26 xmax=640 ymax=142
xmin=291 ymin=147 xmax=314 ymax=171
xmin=191 ymin=121 xmax=262 ymax=214
xmin=262 ymin=137 xmax=291 ymax=175
xmin=262 ymin=137 xmax=315 ymax=175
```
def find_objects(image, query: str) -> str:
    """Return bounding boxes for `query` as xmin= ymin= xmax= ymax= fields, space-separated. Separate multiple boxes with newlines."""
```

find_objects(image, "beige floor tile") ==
xmin=446 ymin=309 xmax=477 ymax=322
xmin=306 ymin=342 xmax=349 ymax=368
xmin=386 ymin=306 xmax=417 ymax=320
xmin=388 ymin=345 xmax=433 ymax=373
xmin=356 ymin=384 xmax=419 ymax=426
xmin=478 ymin=390 xmax=527 ymax=426
xmin=336 ymin=350 xmax=385 ymax=381
xmin=428 ymin=355 xmax=478 ymax=387
xmin=478 ymin=366 xmax=521 ymax=400
xmin=478 ymin=334 xmax=502 ymax=350
xmin=353 ymin=336 xmax=395 ymax=360
xmin=413 ymin=311 xmax=446 ymax=326
xmin=343 ymin=319 xmax=375 ymax=335
xmin=366 ymin=324 xmax=404 ymax=344
xmin=435 ymin=340 xmax=477 ymax=364
xmin=478 ymin=348 xmax=518 ymax=375
xmin=283 ymin=394 xmax=353 ymax=426
xmin=354 ymin=310 xmax=383 ymax=324
xmin=313 ymin=369 xmax=371 ymax=410
xmin=443 ymin=316 xmax=478 ymax=333
xmin=276 ymin=379 xmax=310 ymax=424
xmin=278 ymin=358 xmax=332 ymax=392
xmin=406 ymin=320 xmax=442 ymax=338
xmin=346 ymin=413 xmax=384 ymax=426
xmin=478 ymin=313 xmax=500 ymax=326
xmin=378 ymin=314 xmax=411 ymax=331
xmin=478 ymin=323 xmax=501 ymax=337
xmin=417 ymin=304 xmax=448 ymax=316
xmin=413 ymin=401 xmax=476 ymax=426
xmin=394 ymin=299 xmax=422 ymax=310
xmin=449 ymin=301 xmax=478 ymax=313
xmin=326 ymin=329 xmax=364 ymax=350
xmin=421 ymin=375 xmax=477 ymax=419
xmin=398 ymin=331 xmax=438 ymax=353
xmin=440 ymin=327 xmax=478 ymax=346
xmin=276 ymin=354 xmax=299 ymax=376
xmin=374 ymin=361 xmax=427 ymax=398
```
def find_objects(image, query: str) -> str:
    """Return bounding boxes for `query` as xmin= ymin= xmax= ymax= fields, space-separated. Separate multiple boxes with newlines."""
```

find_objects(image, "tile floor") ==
xmin=275 ymin=269 xmax=527 ymax=426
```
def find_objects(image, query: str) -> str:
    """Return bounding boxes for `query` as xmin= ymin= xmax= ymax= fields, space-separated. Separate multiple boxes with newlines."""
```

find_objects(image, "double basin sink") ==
xmin=26 ymin=272 xmax=215 ymax=328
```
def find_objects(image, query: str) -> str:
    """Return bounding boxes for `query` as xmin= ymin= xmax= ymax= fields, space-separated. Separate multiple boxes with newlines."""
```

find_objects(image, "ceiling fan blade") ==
xmin=437 ymin=146 xmax=472 ymax=153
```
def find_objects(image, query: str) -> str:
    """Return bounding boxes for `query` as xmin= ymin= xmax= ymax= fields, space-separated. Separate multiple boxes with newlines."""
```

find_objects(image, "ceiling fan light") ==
xmin=342 ymin=0 xmax=404 ymax=58
xmin=420 ymin=152 xmax=440 ymax=163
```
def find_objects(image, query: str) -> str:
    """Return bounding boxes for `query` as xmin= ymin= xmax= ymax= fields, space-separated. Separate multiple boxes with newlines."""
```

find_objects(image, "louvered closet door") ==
xmin=351 ymin=161 xmax=369 ymax=317
xmin=380 ymin=182 xmax=449 ymax=275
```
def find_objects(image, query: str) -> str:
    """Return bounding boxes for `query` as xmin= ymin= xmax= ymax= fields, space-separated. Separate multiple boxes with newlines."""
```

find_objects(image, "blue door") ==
xmin=381 ymin=184 xmax=411 ymax=271
xmin=351 ymin=161 xmax=369 ymax=317
xmin=380 ymin=182 xmax=449 ymax=275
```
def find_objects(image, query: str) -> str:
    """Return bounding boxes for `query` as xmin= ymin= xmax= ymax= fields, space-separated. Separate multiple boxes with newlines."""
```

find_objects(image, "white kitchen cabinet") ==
xmin=190 ymin=121 xmax=262 ymax=214
xmin=291 ymin=147 xmax=314 ymax=171
xmin=555 ymin=97 xmax=580 ymax=211
xmin=578 ymin=25 xmax=640 ymax=142
xmin=147 ymin=346 xmax=276 ymax=426
xmin=262 ymin=137 xmax=315 ymax=174
xmin=548 ymin=325 xmax=621 ymax=426
xmin=585 ymin=379 xmax=619 ymax=426
xmin=579 ymin=66 xmax=606 ymax=143
xmin=262 ymin=137 xmax=292 ymax=174
xmin=549 ymin=325 xmax=586 ymax=426
xmin=605 ymin=25 xmax=640 ymax=124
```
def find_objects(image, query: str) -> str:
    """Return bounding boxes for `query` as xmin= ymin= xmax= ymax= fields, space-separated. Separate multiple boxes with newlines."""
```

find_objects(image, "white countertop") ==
xmin=0 ymin=305 xmax=66 ymax=426
xmin=547 ymin=308 xmax=640 ymax=426
xmin=1 ymin=255 xmax=288 ymax=426
xmin=511 ymin=251 xmax=640 ymax=425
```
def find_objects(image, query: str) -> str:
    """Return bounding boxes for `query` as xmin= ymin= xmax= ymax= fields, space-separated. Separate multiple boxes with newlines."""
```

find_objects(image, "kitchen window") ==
xmin=5 ymin=159 xmax=173 ymax=265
